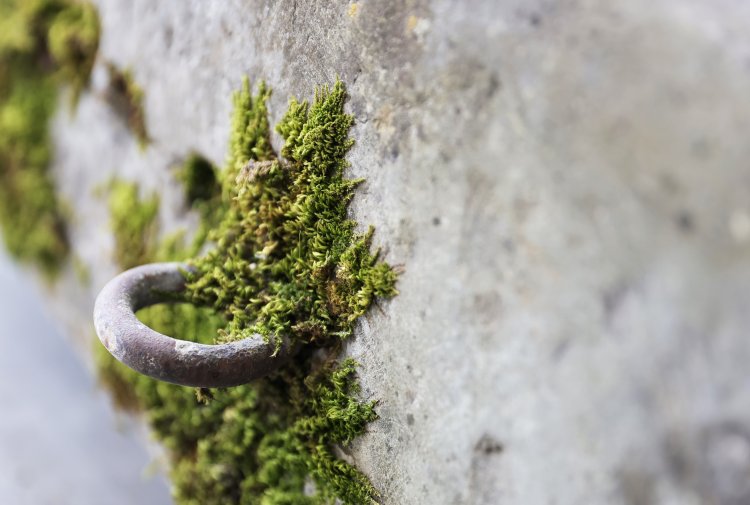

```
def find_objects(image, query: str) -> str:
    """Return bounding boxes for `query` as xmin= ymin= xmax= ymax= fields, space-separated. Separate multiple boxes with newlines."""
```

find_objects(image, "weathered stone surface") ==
xmin=41 ymin=1 xmax=750 ymax=503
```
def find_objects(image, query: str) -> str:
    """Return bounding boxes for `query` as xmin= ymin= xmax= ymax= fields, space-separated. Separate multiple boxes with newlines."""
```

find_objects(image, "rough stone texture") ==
xmin=39 ymin=1 xmax=750 ymax=503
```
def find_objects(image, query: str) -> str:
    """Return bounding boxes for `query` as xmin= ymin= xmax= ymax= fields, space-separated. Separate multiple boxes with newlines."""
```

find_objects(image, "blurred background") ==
xmin=0 ymin=250 xmax=170 ymax=503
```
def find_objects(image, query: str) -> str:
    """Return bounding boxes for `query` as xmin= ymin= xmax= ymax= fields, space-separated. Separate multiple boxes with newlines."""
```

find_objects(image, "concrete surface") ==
xmin=0 ymin=251 xmax=171 ymax=504
xmin=38 ymin=1 xmax=750 ymax=503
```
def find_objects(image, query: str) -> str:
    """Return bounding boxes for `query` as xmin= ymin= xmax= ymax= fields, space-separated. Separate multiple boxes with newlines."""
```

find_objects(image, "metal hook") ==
xmin=93 ymin=262 xmax=291 ymax=387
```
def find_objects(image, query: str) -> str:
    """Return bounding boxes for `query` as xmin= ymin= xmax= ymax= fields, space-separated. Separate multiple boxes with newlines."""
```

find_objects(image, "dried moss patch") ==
xmin=97 ymin=79 xmax=396 ymax=504
xmin=0 ymin=0 xmax=100 ymax=277
xmin=105 ymin=63 xmax=149 ymax=148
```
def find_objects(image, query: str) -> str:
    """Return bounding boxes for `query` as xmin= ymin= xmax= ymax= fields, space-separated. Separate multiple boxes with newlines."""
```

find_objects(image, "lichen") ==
xmin=105 ymin=63 xmax=149 ymax=148
xmin=0 ymin=0 xmax=99 ymax=277
xmin=97 ymin=79 xmax=397 ymax=504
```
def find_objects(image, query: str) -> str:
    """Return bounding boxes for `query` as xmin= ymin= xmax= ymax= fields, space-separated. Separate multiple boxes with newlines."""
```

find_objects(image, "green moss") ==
xmin=107 ymin=155 xmax=220 ymax=272
xmin=97 ymin=79 xmax=396 ymax=504
xmin=47 ymin=1 xmax=99 ymax=106
xmin=0 ymin=0 xmax=100 ymax=277
xmin=179 ymin=152 xmax=221 ymax=206
xmin=105 ymin=63 xmax=149 ymax=148
xmin=187 ymin=79 xmax=397 ymax=350
xmin=107 ymin=179 xmax=160 ymax=270
xmin=72 ymin=253 xmax=90 ymax=284
xmin=175 ymin=153 xmax=224 ymax=253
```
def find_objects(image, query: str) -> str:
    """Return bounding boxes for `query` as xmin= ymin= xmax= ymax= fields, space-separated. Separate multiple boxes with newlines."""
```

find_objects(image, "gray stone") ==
xmin=38 ymin=1 xmax=750 ymax=503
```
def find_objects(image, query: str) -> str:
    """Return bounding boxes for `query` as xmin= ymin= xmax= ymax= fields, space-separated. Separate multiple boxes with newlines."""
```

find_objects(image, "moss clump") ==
xmin=178 ymin=152 xmax=221 ymax=206
xmin=0 ymin=0 xmax=100 ymax=277
xmin=106 ymin=154 xmax=220 ymax=273
xmin=175 ymin=153 xmax=225 ymax=253
xmin=186 ymin=80 xmax=398 ymax=351
xmin=105 ymin=63 xmax=149 ymax=148
xmin=46 ymin=1 xmax=99 ymax=105
xmin=97 ymin=79 xmax=397 ymax=504
xmin=107 ymin=179 xmax=160 ymax=270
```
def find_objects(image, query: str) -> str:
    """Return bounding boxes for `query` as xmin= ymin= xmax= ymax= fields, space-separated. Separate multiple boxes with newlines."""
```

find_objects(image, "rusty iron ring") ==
xmin=93 ymin=262 xmax=291 ymax=387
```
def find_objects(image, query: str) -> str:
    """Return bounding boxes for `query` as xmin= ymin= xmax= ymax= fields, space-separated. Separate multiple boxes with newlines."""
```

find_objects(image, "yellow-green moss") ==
xmin=0 ymin=0 xmax=99 ymax=277
xmin=72 ymin=253 xmax=90 ymax=284
xmin=105 ymin=63 xmax=149 ymax=148
xmin=175 ymin=153 xmax=224 ymax=253
xmin=97 ymin=79 xmax=396 ymax=504
xmin=107 ymin=179 xmax=160 ymax=270
xmin=47 ymin=1 xmax=99 ymax=105
xmin=187 ymin=79 xmax=398 ymax=350
xmin=178 ymin=152 xmax=221 ymax=206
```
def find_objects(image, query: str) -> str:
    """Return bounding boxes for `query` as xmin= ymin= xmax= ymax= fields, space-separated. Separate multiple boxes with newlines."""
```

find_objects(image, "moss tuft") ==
xmin=178 ymin=153 xmax=221 ymax=206
xmin=175 ymin=152 xmax=224 ymax=253
xmin=107 ymin=178 xmax=160 ymax=270
xmin=97 ymin=79 xmax=396 ymax=504
xmin=187 ymin=79 xmax=398 ymax=350
xmin=47 ymin=1 xmax=99 ymax=106
xmin=0 ymin=0 xmax=100 ymax=277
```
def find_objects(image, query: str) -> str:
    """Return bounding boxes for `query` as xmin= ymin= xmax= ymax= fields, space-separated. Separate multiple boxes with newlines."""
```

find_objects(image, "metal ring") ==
xmin=93 ymin=262 xmax=291 ymax=387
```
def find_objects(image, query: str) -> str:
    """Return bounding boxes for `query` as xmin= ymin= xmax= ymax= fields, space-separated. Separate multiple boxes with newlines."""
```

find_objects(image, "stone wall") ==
xmin=42 ymin=1 xmax=750 ymax=503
